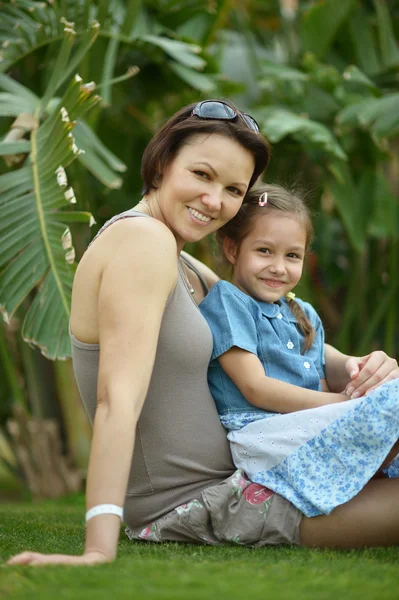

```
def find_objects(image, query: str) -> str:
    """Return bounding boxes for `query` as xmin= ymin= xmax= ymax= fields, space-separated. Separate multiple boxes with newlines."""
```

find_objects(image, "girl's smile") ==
xmin=225 ymin=211 xmax=307 ymax=303
xmin=262 ymin=278 xmax=286 ymax=288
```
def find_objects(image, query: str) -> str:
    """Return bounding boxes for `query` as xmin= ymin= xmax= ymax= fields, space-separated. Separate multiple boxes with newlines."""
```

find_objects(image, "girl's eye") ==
xmin=287 ymin=253 xmax=301 ymax=259
xmin=258 ymin=248 xmax=271 ymax=254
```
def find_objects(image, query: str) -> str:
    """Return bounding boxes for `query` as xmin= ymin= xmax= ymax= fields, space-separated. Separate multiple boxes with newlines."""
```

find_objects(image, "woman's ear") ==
xmin=223 ymin=237 xmax=238 ymax=265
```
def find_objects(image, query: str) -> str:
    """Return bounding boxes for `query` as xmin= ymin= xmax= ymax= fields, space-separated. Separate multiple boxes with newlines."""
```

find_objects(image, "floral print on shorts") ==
xmin=125 ymin=469 xmax=302 ymax=547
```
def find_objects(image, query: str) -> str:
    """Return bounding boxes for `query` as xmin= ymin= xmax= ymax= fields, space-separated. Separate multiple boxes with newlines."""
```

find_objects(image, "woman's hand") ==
xmin=7 ymin=550 xmax=111 ymax=567
xmin=344 ymin=351 xmax=399 ymax=398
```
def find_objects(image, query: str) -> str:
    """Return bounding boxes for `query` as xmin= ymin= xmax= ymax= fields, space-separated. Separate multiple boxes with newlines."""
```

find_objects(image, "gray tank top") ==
xmin=71 ymin=209 xmax=234 ymax=529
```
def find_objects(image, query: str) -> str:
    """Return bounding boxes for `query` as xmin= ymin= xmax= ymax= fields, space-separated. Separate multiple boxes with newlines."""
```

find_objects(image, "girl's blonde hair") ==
xmin=217 ymin=183 xmax=316 ymax=352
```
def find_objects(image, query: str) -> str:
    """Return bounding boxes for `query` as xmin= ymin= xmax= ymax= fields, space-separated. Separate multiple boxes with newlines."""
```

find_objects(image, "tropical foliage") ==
xmin=0 ymin=0 xmax=398 ymax=493
xmin=225 ymin=0 xmax=399 ymax=356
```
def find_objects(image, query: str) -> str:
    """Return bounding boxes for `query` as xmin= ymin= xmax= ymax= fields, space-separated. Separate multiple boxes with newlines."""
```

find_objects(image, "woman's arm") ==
xmin=8 ymin=218 xmax=178 ymax=566
xmin=324 ymin=344 xmax=399 ymax=398
xmin=218 ymin=347 xmax=348 ymax=414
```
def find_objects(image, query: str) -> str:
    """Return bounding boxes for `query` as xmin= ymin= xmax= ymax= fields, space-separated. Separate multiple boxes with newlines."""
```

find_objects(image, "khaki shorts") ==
xmin=125 ymin=470 xmax=302 ymax=547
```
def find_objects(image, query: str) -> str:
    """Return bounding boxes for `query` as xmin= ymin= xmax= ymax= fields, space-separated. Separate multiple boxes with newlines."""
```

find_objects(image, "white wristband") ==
xmin=85 ymin=504 xmax=124 ymax=523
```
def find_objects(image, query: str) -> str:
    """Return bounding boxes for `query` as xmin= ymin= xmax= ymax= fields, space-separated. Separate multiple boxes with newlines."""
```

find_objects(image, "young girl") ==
xmin=199 ymin=183 xmax=399 ymax=518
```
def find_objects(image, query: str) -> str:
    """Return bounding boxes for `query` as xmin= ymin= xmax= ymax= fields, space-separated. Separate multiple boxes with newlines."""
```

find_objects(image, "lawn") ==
xmin=1 ymin=494 xmax=399 ymax=600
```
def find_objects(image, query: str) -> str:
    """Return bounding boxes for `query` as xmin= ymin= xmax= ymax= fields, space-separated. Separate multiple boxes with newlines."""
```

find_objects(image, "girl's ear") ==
xmin=223 ymin=237 xmax=238 ymax=265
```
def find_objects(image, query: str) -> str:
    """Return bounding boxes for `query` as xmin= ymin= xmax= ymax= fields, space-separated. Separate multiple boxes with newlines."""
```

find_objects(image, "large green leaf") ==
xmin=0 ymin=1 xmax=210 ymax=93
xmin=259 ymin=61 xmax=309 ymax=84
xmin=337 ymin=94 xmax=399 ymax=140
xmin=348 ymin=5 xmax=381 ymax=76
xmin=0 ymin=75 xmax=99 ymax=360
xmin=0 ymin=73 xmax=127 ymax=189
xmin=368 ymin=170 xmax=399 ymax=239
xmin=169 ymin=62 xmax=216 ymax=92
xmin=73 ymin=120 xmax=127 ymax=189
xmin=326 ymin=163 xmax=376 ymax=253
xmin=342 ymin=65 xmax=379 ymax=92
xmin=300 ymin=0 xmax=356 ymax=60
xmin=257 ymin=107 xmax=347 ymax=161
xmin=140 ymin=34 xmax=205 ymax=70
xmin=374 ymin=0 xmax=399 ymax=70
xmin=0 ymin=1 xmax=67 ymax=73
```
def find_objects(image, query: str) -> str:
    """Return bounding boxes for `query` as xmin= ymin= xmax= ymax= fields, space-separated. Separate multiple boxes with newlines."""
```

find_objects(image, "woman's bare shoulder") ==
xmin=77 ymin=216 xmax=176 ymax=276
xmin=92 ymin=216 xmax=175 ymax=255
xmin=71 ymin=217 xmax=177 ymax=341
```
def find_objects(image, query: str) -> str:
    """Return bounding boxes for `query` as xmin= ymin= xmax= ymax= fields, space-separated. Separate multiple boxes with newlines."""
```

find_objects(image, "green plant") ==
xmin=0 ymin=0 xmax=235 ymax=490
xmin=0 ymin=0 xmax=398 ymax=494
xmin=0 ymin=0 xmax=222 ymax=359
xmin=213 ymin=0 xmax=399 ymax=354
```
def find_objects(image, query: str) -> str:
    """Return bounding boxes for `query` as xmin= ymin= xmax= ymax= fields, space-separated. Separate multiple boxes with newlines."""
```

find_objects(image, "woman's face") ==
xmin=149 ymin=133 xmax=255 ymax=251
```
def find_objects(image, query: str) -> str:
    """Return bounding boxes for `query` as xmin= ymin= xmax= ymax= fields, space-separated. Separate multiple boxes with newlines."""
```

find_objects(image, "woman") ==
xmin=8 ymin=100 xmax=399 ymax=566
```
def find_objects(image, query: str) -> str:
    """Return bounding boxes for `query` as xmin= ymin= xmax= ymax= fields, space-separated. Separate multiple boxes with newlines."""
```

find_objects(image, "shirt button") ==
xmin=304 ymin=361 xmax=310 ymax=369
xmin=277 ymin=313 xmax=283 ymax=319
xmin=287 ymin=341 xmax=294 ymax=350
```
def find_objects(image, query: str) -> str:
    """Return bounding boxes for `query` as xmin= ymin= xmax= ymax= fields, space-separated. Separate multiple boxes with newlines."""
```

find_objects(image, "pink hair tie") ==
xmin=258 ymin=192 xmax=268 ymax=206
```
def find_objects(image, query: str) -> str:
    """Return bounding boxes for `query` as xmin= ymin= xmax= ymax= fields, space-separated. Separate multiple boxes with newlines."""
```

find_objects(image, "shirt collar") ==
xmin=257 ymin=298 xmax=298 ymax=322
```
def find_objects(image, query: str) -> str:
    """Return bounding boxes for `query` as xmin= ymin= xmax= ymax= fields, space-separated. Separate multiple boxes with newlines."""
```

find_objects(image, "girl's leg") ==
xmin=299 ymin=478 xmax=399 ymax=548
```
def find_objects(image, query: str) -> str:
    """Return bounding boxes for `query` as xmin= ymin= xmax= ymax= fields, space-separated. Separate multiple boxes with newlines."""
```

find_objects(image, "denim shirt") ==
xmin=199 ymin=281 xmax=325 ymax=429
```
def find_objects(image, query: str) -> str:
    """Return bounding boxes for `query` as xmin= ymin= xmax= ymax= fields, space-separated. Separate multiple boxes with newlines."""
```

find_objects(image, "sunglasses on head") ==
xmin=191 ymin=100 xmax=260 ymax=133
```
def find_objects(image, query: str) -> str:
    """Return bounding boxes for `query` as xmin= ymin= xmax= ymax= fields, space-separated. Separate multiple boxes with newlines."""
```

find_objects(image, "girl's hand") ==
xmin=344 ymin=351 xmax=399 ymax=398
xmin=7 ymin=550 xmax=111 ymax=567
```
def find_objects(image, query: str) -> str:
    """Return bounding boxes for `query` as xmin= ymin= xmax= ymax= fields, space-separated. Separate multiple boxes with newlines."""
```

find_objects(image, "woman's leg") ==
xmin=300 ymin=478 xmax=399 ymax=548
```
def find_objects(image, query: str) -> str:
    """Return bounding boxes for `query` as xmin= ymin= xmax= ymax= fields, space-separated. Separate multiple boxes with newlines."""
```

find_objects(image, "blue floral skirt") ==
xmin=227 ymin=380 xmax=399 ymax=517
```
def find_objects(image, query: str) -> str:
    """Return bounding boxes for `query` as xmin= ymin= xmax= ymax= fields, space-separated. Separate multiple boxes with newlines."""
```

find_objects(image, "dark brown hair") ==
xmin=141 ymin=100 xmax=271 ymax=195
xmin=217 ymin=183 xmax=316 ymax=352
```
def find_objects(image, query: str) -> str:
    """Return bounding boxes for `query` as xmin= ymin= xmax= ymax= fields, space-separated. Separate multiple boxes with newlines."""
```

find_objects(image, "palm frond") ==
xmin=0 ymin=74 xmax=100 ymax=360
xmin=0 ymin=0 xmax=210 ymax=93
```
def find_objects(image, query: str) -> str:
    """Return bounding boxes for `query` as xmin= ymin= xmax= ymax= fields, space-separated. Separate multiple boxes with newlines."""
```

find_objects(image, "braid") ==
xmin=287 ymin=298 xmax=315 ymax=353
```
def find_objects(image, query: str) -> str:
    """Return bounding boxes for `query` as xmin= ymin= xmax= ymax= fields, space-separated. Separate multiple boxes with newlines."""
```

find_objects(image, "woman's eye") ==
xmin=193 ymin=170 xmax=210 ymax=179
xmin=227 ymin=186 xmax=243 ymax=196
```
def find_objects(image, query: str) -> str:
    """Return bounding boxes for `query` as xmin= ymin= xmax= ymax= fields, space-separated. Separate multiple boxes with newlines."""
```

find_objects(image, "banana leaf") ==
xmin=0 ymin=75 xmax=100 ymax=360
xmin=256 ymin=106 xmax=347 ymax=161
xmin=337 ymin=94 xmax=399 ymax=140
xmin=0 ymin=1 xmax=210 ymax=94
xmin=300 ymin=0 xmax=356 ymax=61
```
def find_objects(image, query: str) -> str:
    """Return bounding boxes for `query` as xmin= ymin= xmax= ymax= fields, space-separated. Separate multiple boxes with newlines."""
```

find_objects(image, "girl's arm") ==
xmin=218 ymin=347 xmax=348 ymax=413
xmin=8 ymin=218 xmax=178 ymax=566
xmin=324 ymin=344 xmax=399 ymax=398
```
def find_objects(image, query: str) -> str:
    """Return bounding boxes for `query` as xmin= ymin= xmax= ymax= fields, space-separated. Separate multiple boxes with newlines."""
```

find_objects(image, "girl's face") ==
xmin=147 ymin=133 xmax=255 ymax=252
xmin=225 ymin=211 xmax=307 ymax=304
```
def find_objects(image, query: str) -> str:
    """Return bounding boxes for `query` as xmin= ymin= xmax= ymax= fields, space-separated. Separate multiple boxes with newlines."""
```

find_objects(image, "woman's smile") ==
xmin=187 ymin=206 xmax=213 ymax=224
xmin=143 ymin=133 xmax=255 ymax=252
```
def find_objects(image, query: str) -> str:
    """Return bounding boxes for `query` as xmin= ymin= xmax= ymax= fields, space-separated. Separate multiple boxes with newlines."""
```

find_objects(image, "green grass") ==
xmin=1 ymin=495 xmax=399 ymax=600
